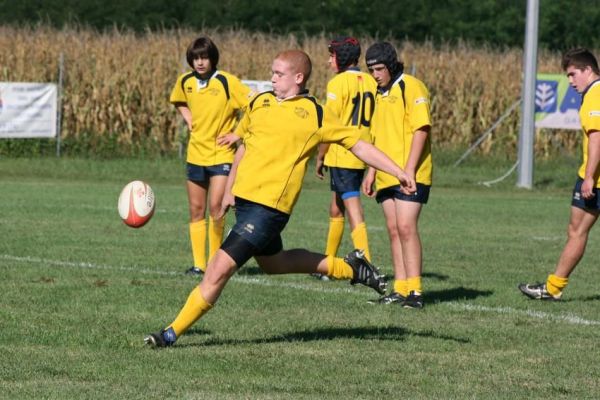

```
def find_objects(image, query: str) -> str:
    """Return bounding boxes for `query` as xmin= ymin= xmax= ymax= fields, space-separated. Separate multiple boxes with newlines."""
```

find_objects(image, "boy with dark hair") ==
xmin=519 ymin=48 xmax=600 ymax=300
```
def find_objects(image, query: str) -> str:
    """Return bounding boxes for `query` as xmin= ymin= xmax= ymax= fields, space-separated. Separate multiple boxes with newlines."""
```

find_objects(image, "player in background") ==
xmin=362 ymin=42 xmax=433 ymax=309
xmin=519 ymin=48 xmax=600 ymax=301
xmin=145 ymin=50 xmax=416 ymax=348
xmin=314 ymin=37 xmax=377 ymax=281
xmin=170 ymin=36 xmax=253 ymax=276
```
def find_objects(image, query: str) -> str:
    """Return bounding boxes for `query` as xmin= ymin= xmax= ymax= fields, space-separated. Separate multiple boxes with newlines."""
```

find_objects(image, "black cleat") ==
xmin=344 ymin=249 xmax=387 ymax=295
xmin=368 ymin=291 xmax=406 ymax=304
xmin=185 ymin=266 xmax=204 ymax=276
xmin=144 ymin=329 xmax=175 ymax=348
xmin=403 ymin=291 xmax=424 ymax=309
xmin=518 ymin=282 xmax=562 ymax=301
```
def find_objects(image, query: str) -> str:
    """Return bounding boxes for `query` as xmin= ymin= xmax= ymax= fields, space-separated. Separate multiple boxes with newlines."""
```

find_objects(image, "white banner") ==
xmin=242 ymin=79 xmax=272 ymax=94
xmin=0 ymin=82 xmax=58 ymax=138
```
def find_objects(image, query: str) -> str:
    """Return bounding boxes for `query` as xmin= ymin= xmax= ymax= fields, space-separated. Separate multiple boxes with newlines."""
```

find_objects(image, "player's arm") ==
xmin=218 ymin=143 xmax=246 ymax=219
xmin=404 ymin=125 xmax=431 ymax=178
xmin=362 ymin=167 xmax=376 ymax=197
xmin=582 ymin=129 xmax=600 ymax=199
xmin=315 ymin=143 xmax=330 ymax=179
xmin=351 ymin=139 xmax=415 ymax=194
xmin=173 ymin=102 xmax=192 ymax=130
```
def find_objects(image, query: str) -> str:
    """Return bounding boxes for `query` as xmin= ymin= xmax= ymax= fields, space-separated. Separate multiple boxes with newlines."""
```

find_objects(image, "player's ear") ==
xmin=295 ymin=72 xmax=304 ymax=85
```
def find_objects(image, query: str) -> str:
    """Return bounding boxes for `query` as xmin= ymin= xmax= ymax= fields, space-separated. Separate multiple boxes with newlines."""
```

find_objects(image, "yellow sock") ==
xmin=190 ymin=220 xmax=207 ymax=271
xmin=407 ymin=276 xmax=422 ymax=295
xmin=325 ymin=217 xmax=345 ymax=256
xmin=393 ymin=279 xmax=409 ymax=297
xmin=208 ymin=216 xmax=225 ymax=260
xmin=167 ymin=286 xmax=213 ymax=337
xmin=326 ymin=255 xmax=354 ymax=280
xmin=351 ymin=222 xmax=370 ymax=261
xmin=546 ymin=274 xmax=568 ymax=297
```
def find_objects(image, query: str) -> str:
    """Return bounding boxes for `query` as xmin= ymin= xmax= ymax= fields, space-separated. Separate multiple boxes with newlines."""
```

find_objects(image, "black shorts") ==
xmin=221 ymin=197 xmax=290 ymax=266
xmin=329 ymin=167 xmax=364 ymax=199
xmin=187 ymin=162 xmax=231 ymax=183
xmin=571 ymin=177 xmax=600 ymax=210
xmin=376 ymin=183 xmax=431 ymax=204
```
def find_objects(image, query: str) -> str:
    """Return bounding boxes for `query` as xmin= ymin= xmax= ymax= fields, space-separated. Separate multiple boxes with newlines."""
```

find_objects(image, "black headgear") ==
xmin=328 ymin=36 xmax=361 ymax=72
xmin=365 ymin=42 xmax=404 ymax=77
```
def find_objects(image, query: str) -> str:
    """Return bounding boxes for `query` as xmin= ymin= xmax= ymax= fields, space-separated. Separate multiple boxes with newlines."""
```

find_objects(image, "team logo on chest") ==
xmin=295 ymin=107 xmax=309 ymax=119
xmin=262 ymin=98 xmax=271 ymax=108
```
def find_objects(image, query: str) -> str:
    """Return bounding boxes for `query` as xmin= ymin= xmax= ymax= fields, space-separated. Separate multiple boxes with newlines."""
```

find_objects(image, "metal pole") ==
xmin=55 ymin=52 xmax=64 ymax=157
xmin=516 ymin=0 xmax=539 ymax=189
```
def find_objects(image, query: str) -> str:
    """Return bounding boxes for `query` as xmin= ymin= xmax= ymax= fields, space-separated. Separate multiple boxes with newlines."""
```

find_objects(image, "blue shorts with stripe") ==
xmin=329 ymin=167 xmax=364 ymax=199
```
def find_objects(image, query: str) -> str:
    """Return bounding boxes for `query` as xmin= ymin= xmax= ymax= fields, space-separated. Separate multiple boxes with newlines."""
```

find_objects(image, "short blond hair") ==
xmin=275 ymin=50 xmax=312 ymax=84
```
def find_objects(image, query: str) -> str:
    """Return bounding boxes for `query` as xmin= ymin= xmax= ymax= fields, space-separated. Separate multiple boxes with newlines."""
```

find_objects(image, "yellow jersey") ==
xmin=371 ymin=73 xmax=432 ymax=189
xmin=578 ymin=80 xmax=600 ymax=187
xmin=233 ymin=91 xmax=361 ymax=214
xmin=170 ymin=70 xmax=252 ymax=166
xmin=324 ymin=68 xmax=377 ymax=169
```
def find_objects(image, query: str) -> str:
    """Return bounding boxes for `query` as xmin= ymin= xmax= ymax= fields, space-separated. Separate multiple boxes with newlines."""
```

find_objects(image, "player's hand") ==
xmin=582 ymin=177 xmax=596 ymax=200
xmin=217 ymin=132 xmax=240 ymax=148
xmin=397 ymin=170 xmax=416 ymax=195
xmin=218 ymin=192 xmax=236 ymax=219
xmin=362 ymin=169 xmax=376 ymax=197
xmin=315 ymin=158 xmax=327 ymax=179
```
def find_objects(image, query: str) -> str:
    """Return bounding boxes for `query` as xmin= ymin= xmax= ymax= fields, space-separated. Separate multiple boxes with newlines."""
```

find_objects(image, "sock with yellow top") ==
xmin=407 ymin=276 xmax=422 ymax=295
xmin=167 ymin=285 xmax=213 ymax=337
xmin=393 ymin=279 xmax=409 ymax=297
xmin=351 ymin=222 xmax=370 ymax=261
xmin=189 ymin=220 xmax=207 ymax=271
xmin=325 ymin=255 xmax=354 ymax=280
xmin=546 ymin=274 xmax=568 ymax=297
xmin=208 ymin=216 xmax=225 ymax=260
xmin=325 ymin=217 xmax=345 ymax=256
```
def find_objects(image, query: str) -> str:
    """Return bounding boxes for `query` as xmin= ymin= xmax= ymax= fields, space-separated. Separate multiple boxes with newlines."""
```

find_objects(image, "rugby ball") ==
xmin=117 ymin=180 xmax=155 ymax=228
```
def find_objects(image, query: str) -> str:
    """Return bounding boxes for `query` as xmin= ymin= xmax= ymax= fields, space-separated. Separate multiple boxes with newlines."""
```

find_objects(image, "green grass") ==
xmin=1 ymin=155 xmax=599 ymax=399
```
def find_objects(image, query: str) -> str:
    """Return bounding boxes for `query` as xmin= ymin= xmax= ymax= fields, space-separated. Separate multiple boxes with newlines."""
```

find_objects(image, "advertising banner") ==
xmin=0 ymin=82 xmax=58 ymax=138
xmin=535 ymin=74 xmax=581 ymax=130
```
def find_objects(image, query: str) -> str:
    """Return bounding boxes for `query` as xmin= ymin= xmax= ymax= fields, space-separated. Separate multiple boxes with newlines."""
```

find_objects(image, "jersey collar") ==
xmin=276 ymin=89 xmax=310 ymax=102
xmin=379 ymin=73 xmax=404 ymax=96
xmin=192 ymin=70 xmax=217 ymax=90
xmin=582 ymin=78 xmax=600 ymax=102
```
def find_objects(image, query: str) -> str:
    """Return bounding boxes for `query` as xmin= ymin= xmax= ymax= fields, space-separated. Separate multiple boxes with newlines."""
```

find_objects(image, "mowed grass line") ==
xmin=1 ymin=157 xmax=599 ymax=399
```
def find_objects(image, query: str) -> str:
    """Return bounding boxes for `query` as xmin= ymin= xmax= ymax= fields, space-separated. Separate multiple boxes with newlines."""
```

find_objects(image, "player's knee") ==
xmin=397 ymin=222 xmax=417 ymax=241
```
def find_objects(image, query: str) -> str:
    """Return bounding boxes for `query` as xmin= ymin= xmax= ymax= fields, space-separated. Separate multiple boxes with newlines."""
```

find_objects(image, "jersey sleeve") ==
xmin=406 ymin=80 xmax=432 ymax=133
xmin=319 ymin=107 xmax=361 ymax=149
xmin=169 ymin=74 xmax=187 ymax=104
xmin=583 ymin=95 xmax=600 ymax=134
xmin=234 ymin=107 xmax=251 ymax=140
xmin=325 ymin=78 xmax=344 ymax=118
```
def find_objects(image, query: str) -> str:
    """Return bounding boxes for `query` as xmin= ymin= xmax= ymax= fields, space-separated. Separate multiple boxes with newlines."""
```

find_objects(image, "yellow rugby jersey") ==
xmin=170 ymin=70 xmax=252 ymax=166
xmin=578 ymin=80 xmax=600 ymax=187
xmin=233 ymin=91 xmax=361 ymax=214
xmin=324 ymin=68 xmax=377 ymax=169
xmin=371 ymin=74 xmax=432 ymax=189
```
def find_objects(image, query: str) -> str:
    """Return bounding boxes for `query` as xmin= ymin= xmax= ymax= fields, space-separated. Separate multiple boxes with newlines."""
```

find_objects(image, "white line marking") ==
xmin=2 ymin=253 xmax=599 ymax=326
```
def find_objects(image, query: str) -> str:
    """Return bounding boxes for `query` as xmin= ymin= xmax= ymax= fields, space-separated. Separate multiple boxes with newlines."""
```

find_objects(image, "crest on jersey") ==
xmin=295 ymin=107 xmax=309 ymax=119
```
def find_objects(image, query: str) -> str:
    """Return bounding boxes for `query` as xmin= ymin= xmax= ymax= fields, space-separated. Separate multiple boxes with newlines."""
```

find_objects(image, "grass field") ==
xmin=1 ymin=155 xmax=599 ymax=399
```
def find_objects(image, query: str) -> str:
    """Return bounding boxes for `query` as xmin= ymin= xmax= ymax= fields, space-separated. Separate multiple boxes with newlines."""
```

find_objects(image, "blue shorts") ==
xmin=571 ymin=177 xmax=600 ymax=210
xmin=329 ymin=167 xmax=364 ymax=199
xmin=187 ymin=162 xmax=231 ymax=183
xmin=376 ymin=183 xmax=431 ymax=204
xmin=228 ymin=197 xmax=290 ymax=257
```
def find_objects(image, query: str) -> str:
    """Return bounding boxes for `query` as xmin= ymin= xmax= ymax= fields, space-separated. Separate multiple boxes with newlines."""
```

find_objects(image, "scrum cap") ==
xmin=365 ymin=42 xmax=403 ymax=76
xmin=328 ymin=36 xmax=361 ymax=72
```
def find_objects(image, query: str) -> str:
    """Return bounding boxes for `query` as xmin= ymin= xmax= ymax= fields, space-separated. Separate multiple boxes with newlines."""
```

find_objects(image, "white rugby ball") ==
xmin=117 ymin=180 xmax=155 ymax=228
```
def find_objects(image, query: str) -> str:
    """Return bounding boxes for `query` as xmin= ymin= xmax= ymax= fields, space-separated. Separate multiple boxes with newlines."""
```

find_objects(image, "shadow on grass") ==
xmin=426 ymin=286 xmax=493 ymax=303
xmin=180 ymin=325 xmax=470 ymax=348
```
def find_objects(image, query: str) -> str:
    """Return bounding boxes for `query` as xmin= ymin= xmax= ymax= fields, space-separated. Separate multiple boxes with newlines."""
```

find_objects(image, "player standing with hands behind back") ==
xmin=314 ymin=37 xmax=377 ymax=271
xmin=363 ymin=42 xmax=433 ymax=309
xmin=519 ymin=48 xmax=600 ymax=301
xmin=170 ymin=36 xmax=253 ymax=276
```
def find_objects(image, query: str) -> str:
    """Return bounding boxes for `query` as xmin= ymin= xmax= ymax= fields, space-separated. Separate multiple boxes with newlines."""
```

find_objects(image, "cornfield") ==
xmin=0 ymin=25 xmax=581 ymax=157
